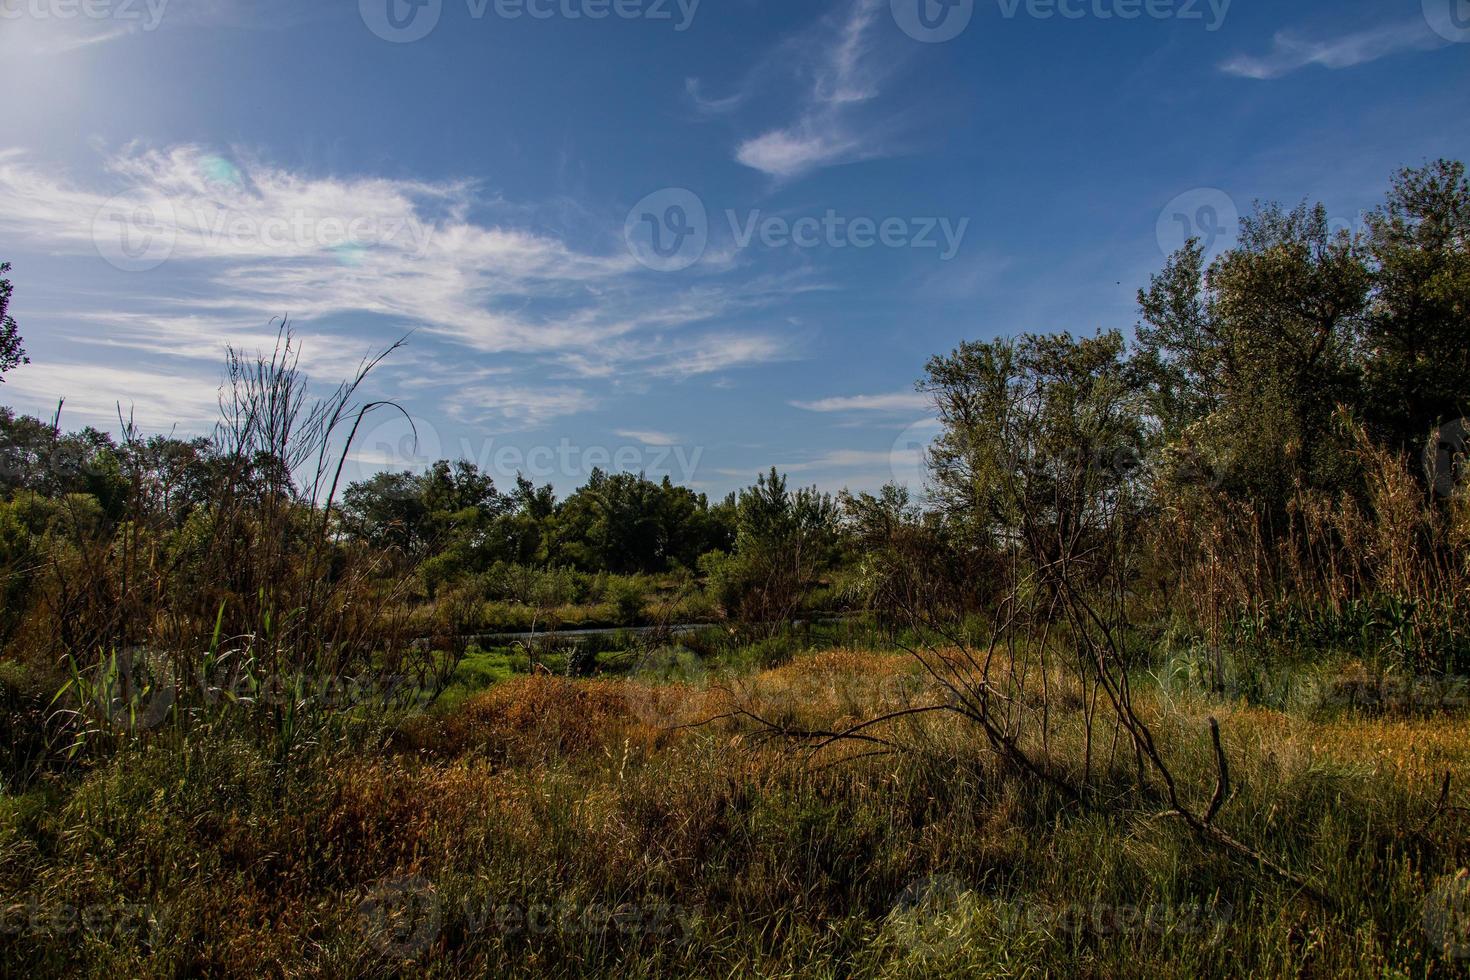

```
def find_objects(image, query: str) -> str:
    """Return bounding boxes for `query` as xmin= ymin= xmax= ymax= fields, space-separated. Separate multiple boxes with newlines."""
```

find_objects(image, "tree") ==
xmin=922 ymin=330 xmax=1148 ymax=570
xmin=340 ymin=471 xmax=432 ymax=554
xmin=0 ymin=263 xmax=29 ymax=382
xmin=840 ymin=483 xmax=995 ymax=627
xmin=1137 ymin=163 xmax=1470 ymax=504
xmin=704 ymin=469 xmax=838 ymax=633
xmin=1362 ymin=159 xmax=1470 ymax=458
xmin=552 ymin=470 xmax=734 ymax=574
xmin=553 ymin=469 xmax=664 ymax=573
xmin=1136 ymin=202 xmax=1371 ymax=507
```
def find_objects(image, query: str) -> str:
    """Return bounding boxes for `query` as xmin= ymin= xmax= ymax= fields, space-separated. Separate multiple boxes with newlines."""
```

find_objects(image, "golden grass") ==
xmin=7 ymin=648 xmax=1470 ymax=978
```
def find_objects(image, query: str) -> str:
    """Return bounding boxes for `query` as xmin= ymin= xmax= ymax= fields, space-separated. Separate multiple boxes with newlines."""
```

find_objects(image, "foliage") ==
xmin=0 ymin=261 xmax=28 ymax=382
xmin=3 ymin=653 xmax=1468 ymax=976
xmin=699 ymin=469 xmax=839 ymax=635
xmin=0 ymin=160 xmax=1469 ymax=978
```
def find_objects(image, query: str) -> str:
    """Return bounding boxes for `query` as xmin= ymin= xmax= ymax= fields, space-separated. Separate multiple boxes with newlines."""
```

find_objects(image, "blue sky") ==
xmin=0 ymin=0 xmax=1467 ymax=498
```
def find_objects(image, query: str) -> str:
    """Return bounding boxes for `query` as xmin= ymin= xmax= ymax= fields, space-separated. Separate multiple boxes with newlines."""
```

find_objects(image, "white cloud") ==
xmin=0 ymin=144 xmax=796 ymax=430
xmin=447 ymin=385 xmax=599 ymax=428
xmin=791 ymin=391 xmax=931 ymax=413
xmin=556 ymin=329 xmax=797 ymax=380
xmin=736 ymin=130 xmax=865 ymax=181
xmin=616 ymin=429 xmax=680 ymax=446
xmin=784 ymin=448 xmax=897 ymax=472
xmin=725 ymin=0 xmax=901 ymax=179
xmin=1220 ymin=19 xmax=1447 ymax=80
xmin=56 ymin=311 xmax=380 ymax=379
xmin=2 ymin=361 xmax=223 ymax=429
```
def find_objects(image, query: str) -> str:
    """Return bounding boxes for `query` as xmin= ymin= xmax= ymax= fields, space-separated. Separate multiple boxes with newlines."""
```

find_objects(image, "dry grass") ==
xmin=4 ymin=649 xmax=1469 ymax=978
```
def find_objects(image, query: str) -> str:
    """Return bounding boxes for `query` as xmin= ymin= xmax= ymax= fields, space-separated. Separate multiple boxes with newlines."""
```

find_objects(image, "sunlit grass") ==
xmin=3 ymin=646 xmax=1469 ymax=977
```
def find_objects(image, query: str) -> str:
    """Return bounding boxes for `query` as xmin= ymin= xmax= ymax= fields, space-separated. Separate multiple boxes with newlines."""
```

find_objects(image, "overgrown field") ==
xmin=4 ymin=644 xmax=1469 ymax=978
xmin=3 ymin=159 xmax=1469 ymax=977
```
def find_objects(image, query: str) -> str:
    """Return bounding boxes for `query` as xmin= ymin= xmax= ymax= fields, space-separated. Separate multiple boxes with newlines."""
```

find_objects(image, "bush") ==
xmin=608 ymin=577 xmax=647 ymax=625
xmin=738 ymin=632 xmax=800 ymax=670
xmin=565 ymin=643 xmax=599 ymax=678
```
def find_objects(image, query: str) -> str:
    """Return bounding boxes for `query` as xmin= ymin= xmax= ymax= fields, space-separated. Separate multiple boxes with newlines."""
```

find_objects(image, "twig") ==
xmin=1204 ymin=716 xmax=1230 ymax=825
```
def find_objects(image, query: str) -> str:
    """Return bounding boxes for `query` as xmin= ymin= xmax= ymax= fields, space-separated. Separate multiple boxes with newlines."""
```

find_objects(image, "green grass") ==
xmin=3 ymin=644 xmax=1470 ymax=977
xmin=434 ymin=646 xmax=523 ymax=709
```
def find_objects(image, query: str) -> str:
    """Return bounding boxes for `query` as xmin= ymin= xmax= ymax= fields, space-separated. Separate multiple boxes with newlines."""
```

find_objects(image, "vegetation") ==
xmin=0 ymin=262 xmax=26 ymax=383
xmin=1 ymin=161 xmax=1469 ymax=977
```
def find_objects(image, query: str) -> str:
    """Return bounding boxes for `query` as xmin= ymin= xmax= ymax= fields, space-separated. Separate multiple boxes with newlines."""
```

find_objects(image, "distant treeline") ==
xmin=0 ymin=159 xmax=1466 ymax=674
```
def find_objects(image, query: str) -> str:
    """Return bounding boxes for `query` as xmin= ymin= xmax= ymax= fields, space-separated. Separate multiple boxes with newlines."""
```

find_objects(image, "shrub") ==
xmin=608 ymin=577 xmax=647 ymax=625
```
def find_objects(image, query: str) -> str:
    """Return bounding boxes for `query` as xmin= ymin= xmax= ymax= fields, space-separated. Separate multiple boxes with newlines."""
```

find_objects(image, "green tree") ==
xmin=0 ymin=262 xmax=28 ymax=383
xmin=705 ymin=469 xmax=838 ymax=632
xmin=922 ymin=330 xmax=1148 ymax=569
xmin=340 ymin=471 xmax=432 ymax=554
xmin=1136 ymin=202 xmax=1371 ymax=506
xmin=552 ymin=470 xmax=733 ymax=574
xmin=1362 ymin=159 xmax=1470 ymax=458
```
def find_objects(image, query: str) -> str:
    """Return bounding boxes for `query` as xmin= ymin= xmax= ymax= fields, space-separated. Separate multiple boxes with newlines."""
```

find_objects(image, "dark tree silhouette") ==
xmin=0 ymin=262 xmax=28 ymax=382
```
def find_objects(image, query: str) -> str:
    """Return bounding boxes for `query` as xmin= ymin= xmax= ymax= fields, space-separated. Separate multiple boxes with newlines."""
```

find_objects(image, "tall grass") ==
xmin=1159 ymin=412 xmax=1470 ymax=676
xmin=3 ymin=650 xmax=1467 ymax=977
xmin=1 ymin=328 xmax=462 ymax=787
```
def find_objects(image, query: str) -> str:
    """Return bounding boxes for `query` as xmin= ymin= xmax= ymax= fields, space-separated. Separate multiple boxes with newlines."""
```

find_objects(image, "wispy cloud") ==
xmin=736 ymin=130 xmax=868 ymax=182
xmin=1220 ymin=18 xmax=1448 ymax=80
xmin=3 ymin=361 xmax=224 ymax=429
xmin=791 ymin=391 xmax=931 ymax=413
xmin=784 ymin=448 xmax=897 ymax=472
xmin=684 ymin=78 xmax=746 ymax=116
xmin=0 ymin=144 xmax=797 ymax=427
xmin=447 ymin=385 xmax=600 ymax=429
xmin=715 ymin=0 xmax=902 ymax=180
xmin=616 ymin=429 xmax=681 ymax=446
xmin=0 ymin=0 xmax=311 ymax=57
xmin=555 ymin=327 xmax=798 ymax=380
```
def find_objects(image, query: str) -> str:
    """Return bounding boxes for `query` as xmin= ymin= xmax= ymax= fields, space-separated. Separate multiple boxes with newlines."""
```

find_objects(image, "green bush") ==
xmin=608 ymin=577 xmax=647 ymax=625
